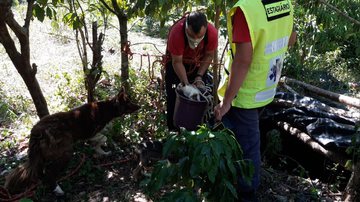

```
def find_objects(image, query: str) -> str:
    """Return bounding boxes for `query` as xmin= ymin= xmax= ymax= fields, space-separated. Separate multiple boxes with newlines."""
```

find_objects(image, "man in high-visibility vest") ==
xmin=215 ymin=0 xmax=296 ymax=200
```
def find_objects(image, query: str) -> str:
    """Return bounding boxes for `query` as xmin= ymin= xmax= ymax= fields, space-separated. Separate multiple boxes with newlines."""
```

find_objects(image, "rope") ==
xmin=0 ymin=183 xmax=38 ymax=202
xmin=121 ymin=41 xmax=225 ymax=72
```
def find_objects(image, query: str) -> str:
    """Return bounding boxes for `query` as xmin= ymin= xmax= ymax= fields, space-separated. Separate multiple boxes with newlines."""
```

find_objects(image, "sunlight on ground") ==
xmin=133 ymin=192 xmax=152 ymax=202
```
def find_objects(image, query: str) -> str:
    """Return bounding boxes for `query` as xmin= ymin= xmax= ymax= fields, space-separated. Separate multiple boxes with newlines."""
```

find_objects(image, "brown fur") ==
xmin=4 ymin=88 xmax=140 ymax=195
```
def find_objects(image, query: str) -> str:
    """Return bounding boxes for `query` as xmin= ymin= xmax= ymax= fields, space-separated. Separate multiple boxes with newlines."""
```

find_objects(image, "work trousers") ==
xmin=222 ymin=107 xmax=261 ymax=192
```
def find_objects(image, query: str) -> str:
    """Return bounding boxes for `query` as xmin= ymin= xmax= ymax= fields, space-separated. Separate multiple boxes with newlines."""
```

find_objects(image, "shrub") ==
xmin=145 ymin=125 xmax=254 ymax=202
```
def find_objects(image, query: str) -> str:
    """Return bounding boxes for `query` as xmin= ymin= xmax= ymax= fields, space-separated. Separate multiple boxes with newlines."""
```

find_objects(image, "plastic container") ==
xmin=173 ymin=88 xmax=208 ymax=131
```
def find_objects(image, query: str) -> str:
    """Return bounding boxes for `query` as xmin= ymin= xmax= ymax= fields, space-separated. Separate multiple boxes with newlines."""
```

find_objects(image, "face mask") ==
xmin=185 ymin=21 xmax=205 ymax=49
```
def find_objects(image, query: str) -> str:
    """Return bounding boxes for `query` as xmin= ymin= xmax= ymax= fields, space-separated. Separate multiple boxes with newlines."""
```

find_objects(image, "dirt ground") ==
xmin=0 ymin=139 xmax=345 ymax=202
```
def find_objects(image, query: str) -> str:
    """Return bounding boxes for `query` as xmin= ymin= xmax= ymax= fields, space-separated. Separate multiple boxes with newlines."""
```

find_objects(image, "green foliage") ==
xmin=32 ymin=0 xmax=62 ymax=22
xmin=345 ymin=122 xmax=360 ymax=169
xmin=19 ymin=198 xmax=33 ymax=202
xmin=262 ymin=129 xmax=282 ymax=161
xmin=53 ymin=70 xmax=85 ymax=111
xmin=102 ymin=68 xmax=167 ymax=144
xmin=285 ymin=0 xmax=360 ymax=95
xmin=0 ymin=101 xmax=17 ymax=126
xmin=145 ymin=126 xmax=254 ymax=202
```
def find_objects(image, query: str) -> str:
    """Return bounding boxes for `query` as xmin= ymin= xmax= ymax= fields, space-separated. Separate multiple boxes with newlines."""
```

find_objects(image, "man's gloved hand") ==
xmin=193 ymin=78 xmax=205 ymax=89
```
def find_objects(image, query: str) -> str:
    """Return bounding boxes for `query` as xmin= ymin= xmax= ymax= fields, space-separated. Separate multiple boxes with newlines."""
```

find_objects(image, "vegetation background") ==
xmin=0 ymin=0 xmax=360 ymax=201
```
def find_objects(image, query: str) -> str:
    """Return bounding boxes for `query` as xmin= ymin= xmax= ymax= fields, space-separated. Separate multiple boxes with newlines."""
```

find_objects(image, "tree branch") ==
xmin=318 ymin=0 xmax=360 ymax=26
xmin=0 ymin=20 xmax=22 ymax=66
xmin=4 ymin=10 xmax=27 ymax=42
xmin=276 ymin=121 xmax=350 ymax=168
xmin=24 ymin=0 xmax=35 ymax=29
xmin=111 ymin=0 xmax=126 ymax=19
xmin=99 ymin=0 xmax=116 ymax=15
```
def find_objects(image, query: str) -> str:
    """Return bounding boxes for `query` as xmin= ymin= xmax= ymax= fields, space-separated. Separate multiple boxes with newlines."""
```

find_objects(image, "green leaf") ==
xmin=190 ymin=145 xmax=203 ymax=177
xmin=62 ymin=12 xmax=73 ymax=24
xmin=223 ymin=178 xmax=238 ymax=199
xmin=159 ymin=0 xmax=166 ymax=7
xmin=19 ymin=198 xmax=34 ymax=202
xmin=33 ymin=4 xmax=45 ymax=22
xmin=345 ymin=160 xmax=353 ymax=170
xmin=209 ymin=139 xmax=222 ymax=159
xmin=208 ymin=163 xmax=218 ymax=183
xmin=46 ymin=7 xmax=52 ymax=19
xmin=236 ymin=159 xmax=255 ymax=185
xmin=37 ymin=0 xmax=48 ymax=6
xmin=226 ymin=158 xmax=236 ymax=180
xmin=73 ymin=17 xmax=82 ymax=29
xmin=52 ymin=0 xmax=58 ymax=7
xmin=51 ymin=20 xmax=59 ymax=30
xmin=163 ymin=135 xmax=177 ymax=156
xmin=162 ymin=188 xmax=197 ymax=202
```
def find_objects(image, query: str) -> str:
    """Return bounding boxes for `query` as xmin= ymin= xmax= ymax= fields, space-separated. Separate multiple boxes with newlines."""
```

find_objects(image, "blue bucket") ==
xmin=173 ymin=88 xmax=208 ymax=131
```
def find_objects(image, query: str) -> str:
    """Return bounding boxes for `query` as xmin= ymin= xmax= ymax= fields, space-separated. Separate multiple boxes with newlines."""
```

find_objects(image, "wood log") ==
xmin=275 ymin=121 xmax=349 ymax=169
xmin=282 ymin=77 xmax=360 ymax=109
xmin=278 ymin=81 xmax=299 ymax=95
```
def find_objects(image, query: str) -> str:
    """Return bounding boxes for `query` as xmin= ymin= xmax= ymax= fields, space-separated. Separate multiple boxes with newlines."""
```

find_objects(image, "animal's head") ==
xmin=112 ymin=87 xmax=140 ymax=116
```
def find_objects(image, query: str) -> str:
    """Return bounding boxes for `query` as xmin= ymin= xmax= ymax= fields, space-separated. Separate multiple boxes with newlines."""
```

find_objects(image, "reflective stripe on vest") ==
xmin=218 ymin=0 xmax=293 ymax=109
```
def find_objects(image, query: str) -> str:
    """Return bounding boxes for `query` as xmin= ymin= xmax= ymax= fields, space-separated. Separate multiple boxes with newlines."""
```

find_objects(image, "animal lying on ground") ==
xmin=4 ymin=88 xmax=140 ymax=196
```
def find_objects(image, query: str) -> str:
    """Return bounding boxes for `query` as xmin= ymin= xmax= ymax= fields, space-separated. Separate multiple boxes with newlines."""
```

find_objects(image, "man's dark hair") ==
xmin=187 ymin=11 xmax=208 ymax=34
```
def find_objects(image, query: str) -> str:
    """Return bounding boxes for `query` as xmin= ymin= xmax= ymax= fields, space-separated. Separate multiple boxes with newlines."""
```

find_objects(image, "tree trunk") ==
xmin=99 ymin=0 xmax=129 ymax=90
xmin=86 ymin=21 xmax=104 ymax=102
xmin=283 ymin=77 xmax=360 ymax=109
xmin=118 ymin=15 xmax=129 ymax=89
xmin=344 ymin=162 xmax=360 ymax=201
xmin=275 ymin=121 xmax=349 ymax=167
xmin=0 ymin=1 xmax=49 ymax=118
xmin=212 ymin=6 xmax=221 ymax=105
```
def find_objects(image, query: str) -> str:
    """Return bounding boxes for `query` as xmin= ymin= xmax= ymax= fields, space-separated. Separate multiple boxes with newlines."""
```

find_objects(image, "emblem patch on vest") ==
xmin=262 ymin=0 xmax=291 ymax=21
xmin=266 ymin=55 xmax=284 ymax=87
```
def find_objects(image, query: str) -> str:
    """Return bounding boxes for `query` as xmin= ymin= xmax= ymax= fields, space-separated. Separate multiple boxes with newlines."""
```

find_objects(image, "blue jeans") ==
xmin=222 ymin=107 xmax=260 ymax=192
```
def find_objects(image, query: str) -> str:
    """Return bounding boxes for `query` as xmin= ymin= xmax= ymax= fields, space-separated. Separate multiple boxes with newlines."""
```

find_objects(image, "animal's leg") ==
xmin=43 ymin=151 xmax=71 ymax=196
xmin=89 ymin=133 xmax=111 ymax=155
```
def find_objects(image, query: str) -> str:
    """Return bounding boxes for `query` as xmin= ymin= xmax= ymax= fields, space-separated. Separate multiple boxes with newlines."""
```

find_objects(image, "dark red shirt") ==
xmin=232 ymin=8 xmax=251 ymax=43
xmin=167 ymin=18 xmax=218 ymax=64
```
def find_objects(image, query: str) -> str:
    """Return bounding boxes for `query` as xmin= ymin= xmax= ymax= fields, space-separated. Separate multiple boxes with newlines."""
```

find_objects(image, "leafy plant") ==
xmin=145 ymin=126 xmax=254 ymax=202
xmin=53 ymin=71 xmax=86 ymax=111
xmin=345 ymin=122 xmax=360 ymax=169
xmin=103 ymin=68 xmax=167 ymax=144
xmin=284 ymin=0 xmax=360 ymax=96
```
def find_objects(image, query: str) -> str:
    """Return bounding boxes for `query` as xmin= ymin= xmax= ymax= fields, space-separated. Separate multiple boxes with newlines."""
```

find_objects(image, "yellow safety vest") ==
xmin=218 ymin=0 xmax=294 ymax=108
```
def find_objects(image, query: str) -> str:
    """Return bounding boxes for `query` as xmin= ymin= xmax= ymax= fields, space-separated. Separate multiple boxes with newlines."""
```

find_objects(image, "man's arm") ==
xmin=223 ymin=42 xmax=253 ymax=106
xmin=288 ymin=30 xmax=297 ymax=47
xmin=215 ymin=42 xmax=253 ymax=120
xmin=197 ymin=50 xmax=215 ymax=76
xmin=172 ymin=54 xmax=189 ymax=85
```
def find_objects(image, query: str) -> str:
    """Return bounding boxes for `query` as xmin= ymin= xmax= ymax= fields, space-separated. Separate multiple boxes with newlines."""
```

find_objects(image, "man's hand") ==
xmin=214 ymin=101 xmax=231 ymax=121
xmin=193 ymin=77 xmax=205 ymax=88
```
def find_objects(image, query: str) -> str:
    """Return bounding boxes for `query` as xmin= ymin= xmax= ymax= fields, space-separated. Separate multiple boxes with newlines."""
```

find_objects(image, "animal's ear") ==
xmin=116 ymin=86 xmax=128 ymax=101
